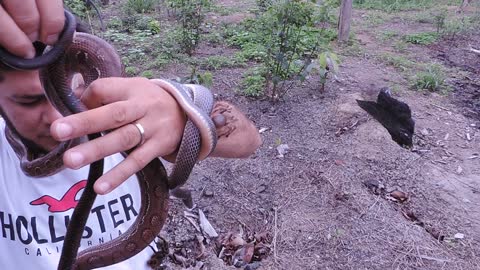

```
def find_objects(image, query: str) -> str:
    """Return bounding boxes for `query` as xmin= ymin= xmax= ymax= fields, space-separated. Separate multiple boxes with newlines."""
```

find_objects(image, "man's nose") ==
xmin=42 ymin=102 xmax=63 ymax=124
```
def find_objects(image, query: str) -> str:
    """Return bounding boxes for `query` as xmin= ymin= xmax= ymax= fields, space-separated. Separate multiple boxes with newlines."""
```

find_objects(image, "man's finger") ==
xmin=50 ymin=100 xmax=146 ymax=141
xmin=80 ymin=77 xmax=150 ymax=109
xmin=62 ymin=123 xmax=149 ymax=169
xmin=0 ymin=6 xmax=35 ymax=58
xmin=93 ymin=143 xmax=160 ymax=194
xmin=1 ymin=0 xmax=40 ymax=42
xmin=36 ymin=0 xmax=65 ymax=45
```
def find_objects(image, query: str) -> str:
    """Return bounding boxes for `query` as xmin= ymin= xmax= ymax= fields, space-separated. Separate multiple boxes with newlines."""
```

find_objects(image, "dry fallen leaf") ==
xmin=243 ymin=242 xmax=255 ymax=264
xmin=199 ymin=209 xmax=218 ymax=238
xmin=390 ymin=190 xmax=408 ymax=202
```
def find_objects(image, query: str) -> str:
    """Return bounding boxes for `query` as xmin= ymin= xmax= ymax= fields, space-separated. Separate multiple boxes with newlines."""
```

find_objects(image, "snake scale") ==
xmin=0 ymin=10 xmax=216 ymax=270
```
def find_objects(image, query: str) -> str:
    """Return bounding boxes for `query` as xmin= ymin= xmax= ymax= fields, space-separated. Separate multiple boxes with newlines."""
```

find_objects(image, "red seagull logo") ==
xmin=30 ymin=180 xmax=87 ymax=213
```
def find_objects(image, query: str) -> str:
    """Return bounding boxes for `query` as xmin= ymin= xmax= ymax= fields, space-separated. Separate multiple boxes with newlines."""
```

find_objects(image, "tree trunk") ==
xmin=338 ymin=0 xmax=353 ymax=43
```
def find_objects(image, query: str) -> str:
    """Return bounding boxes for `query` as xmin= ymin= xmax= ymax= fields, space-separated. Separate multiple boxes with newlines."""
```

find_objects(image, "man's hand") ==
xmin=50 ymin=77 xmax=187 ymax=195
xmin=0 ymin=0 xmax=64 ymax=58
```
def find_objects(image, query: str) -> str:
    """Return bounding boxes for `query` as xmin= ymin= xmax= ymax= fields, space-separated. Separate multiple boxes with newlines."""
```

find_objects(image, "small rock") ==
xmin=276 ymin=144 xmax=289 ymax=158
xmin=203 ymin=189 xmax=214 ymax=197
xmin=363 ymin=179 xmax=385 ymax=195
xmin=259 ymin=127 xmax=270 ymax=134
xmin=456 ymin=166 xmax=463 ymax=174
xmin=421 ymin=128 xmax=429 ymax=136
xmin=454 ymin=233 xmax=465 ymax=239
xmin=244 ymin=262 xmax=262 ymax=270
xmin=256 ymin=184 xmax=267 ymax=194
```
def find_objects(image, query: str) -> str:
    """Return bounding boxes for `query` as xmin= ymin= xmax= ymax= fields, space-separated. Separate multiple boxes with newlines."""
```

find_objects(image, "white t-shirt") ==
xmin=0 ymin=119 xmax=155 ymax=269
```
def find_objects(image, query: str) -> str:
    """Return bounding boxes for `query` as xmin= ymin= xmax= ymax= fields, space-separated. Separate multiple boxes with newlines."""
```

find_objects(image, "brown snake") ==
xmin=0 ymin=10 xmax=216 ymax=270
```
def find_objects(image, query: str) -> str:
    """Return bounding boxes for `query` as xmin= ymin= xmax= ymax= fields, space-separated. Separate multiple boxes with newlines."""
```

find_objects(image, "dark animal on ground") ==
xmin=356 ymin=88 xmax=415 ymax=148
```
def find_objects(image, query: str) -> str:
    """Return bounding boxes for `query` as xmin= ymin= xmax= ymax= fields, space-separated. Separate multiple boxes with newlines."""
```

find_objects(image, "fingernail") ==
xmin=68 ymin=152 xmax=84 ymax=168
xmin=55 ymin=123 xmax=73 ymax=139
xmin=27 ymin=32 xmax=39 ymax=42
xmin=96 ymin=182 xmax=111 ymax=194
xmin=45 ymin=33 xmax=59 ymax=45
xmin=25 ymin=50 xmax=36 ymax=59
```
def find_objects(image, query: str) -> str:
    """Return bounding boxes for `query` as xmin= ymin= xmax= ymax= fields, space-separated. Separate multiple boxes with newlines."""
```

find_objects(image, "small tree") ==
xmin=229 ymin=0 xmax=339 ymax=102
xmin=166 ymin=0 xmax=211 ymax=56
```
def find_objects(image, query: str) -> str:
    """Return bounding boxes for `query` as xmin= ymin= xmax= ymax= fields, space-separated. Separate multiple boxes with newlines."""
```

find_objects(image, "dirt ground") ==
xmin=98 ymin=1 xmax=480 ymax=269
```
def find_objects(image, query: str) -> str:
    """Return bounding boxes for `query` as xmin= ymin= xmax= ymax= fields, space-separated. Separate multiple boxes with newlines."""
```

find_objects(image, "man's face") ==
xmin=0 ymin=70 xmax=62 ymax=151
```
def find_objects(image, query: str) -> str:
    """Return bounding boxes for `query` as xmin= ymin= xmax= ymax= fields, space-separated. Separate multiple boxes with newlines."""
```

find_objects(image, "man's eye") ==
xmin=17 ymin=99 xmax=42 ymax=107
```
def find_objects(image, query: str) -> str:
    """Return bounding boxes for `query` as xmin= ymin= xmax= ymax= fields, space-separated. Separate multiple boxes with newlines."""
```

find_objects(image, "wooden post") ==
xmin=338 ymin=0 xmax=353 ymax=43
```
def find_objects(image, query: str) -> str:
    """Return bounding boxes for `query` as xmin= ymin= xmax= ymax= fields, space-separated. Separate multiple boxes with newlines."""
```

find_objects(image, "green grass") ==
xmin=412 ymin=64 xmax=450 ymax=93
xmin=378 ymin=30 xmax=399 ymax=42
xmin=403 ymin=32 xmax=438 ymax=45
xmin=353 ymin=0 xmax=457 ymax=12
xmin=378 ymin=53 xmax=415 ymax=71
xmin=189 ymin=55 xmax=245 ymax=70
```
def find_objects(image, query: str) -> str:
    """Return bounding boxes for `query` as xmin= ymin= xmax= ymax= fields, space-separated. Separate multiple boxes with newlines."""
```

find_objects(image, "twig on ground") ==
xmin=468 ymin=45 xmax=480 ymax=55
xmin=273 ymin=207 xmax=278 ymax=263
xmin=431 ymin=104 xmax=450 ymax=111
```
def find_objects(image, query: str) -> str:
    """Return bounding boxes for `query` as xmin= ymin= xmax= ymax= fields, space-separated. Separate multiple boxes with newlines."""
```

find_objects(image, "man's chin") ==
xmin=40 ymin=140 xmax=60 ymax=152
xmin=25 ymin=138 xmax=58 ymax=154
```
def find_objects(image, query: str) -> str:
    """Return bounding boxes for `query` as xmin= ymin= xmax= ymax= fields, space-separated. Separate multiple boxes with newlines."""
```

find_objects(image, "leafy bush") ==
xmin=166 ymin=0 xmax=211 ymax=56
xmin=241 ymin=67 xmax=267 ymax=97
xmin=228 ymin=0 xmax=338 ymax=101
xmin=126 ymin=0 xmax=159 ymax=13
xmin=125 ymin=66 xmax=139 ymax=76
xmin=141 ymin=70 xmax=154 ymax=78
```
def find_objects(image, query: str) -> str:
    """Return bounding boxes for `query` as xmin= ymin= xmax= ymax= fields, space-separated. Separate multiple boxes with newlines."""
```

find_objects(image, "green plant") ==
xmin=191 ymin=55 xmax=243 ymax=70
xmin=433 ymin=8 xmax=447 ymax=33
xmin=176 ymin=67 xmax=213 ymax=87
xmin=148 ymin=19 xmax=161 ymax=34
xmin=241 ymin=67 xmax=267 ymax=97
xmin=141 ymin=70 xmax=154 ymax=78
xmin=166 ymin=0 xmax=211 ymax=56
xmin=315 ymin=51 xmax=340 ymax=92
xmin=378 ymin=30 xmax=399 ymax=42
xmin=125 ymin=66 xmax=139 ymax=76
xmin=404 ymin=32 xmax=438 ymax=45
xmin=65 ymin=0 xmax=88 ymax=18
xmin=354 ymin=0 xmax=436 ymax=12
xmin=256 ymin=0 xmax=273 ymax=13
xmin=413 ymin=64 xmax=449 ymax=93
xmin=441 ymin=16 xmax=480 ymax=39
xmin=378 ymin=53 xmax=415 ymax=71
xmin=229 ymin=0 xmax=337 ymax=102
xmin=126 ymin=0 xmax=159 ymax=13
